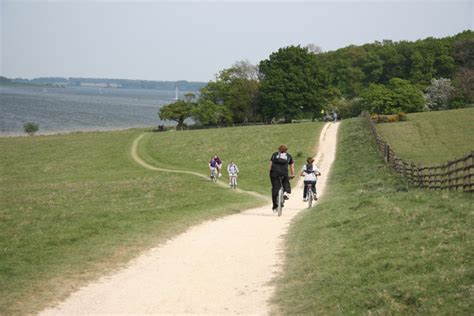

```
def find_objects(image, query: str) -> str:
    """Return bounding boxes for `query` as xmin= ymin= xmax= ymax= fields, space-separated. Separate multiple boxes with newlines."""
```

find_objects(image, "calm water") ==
xmin=0 ymin=86 xmax=182 ymax=136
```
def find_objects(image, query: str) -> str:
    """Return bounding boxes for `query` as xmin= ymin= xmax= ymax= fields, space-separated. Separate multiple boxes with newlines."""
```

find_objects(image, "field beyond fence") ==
xmin=366 ymin=115 xmax=473 ymax=192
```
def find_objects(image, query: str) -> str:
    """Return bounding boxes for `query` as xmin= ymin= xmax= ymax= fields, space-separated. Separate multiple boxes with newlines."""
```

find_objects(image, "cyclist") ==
xmin=301 ymin=157 xmax=321 ymax=201
xmin=227 ymin=161 xmax=240 ymax=186
xmin=269 ymin=144 xmax=295 ymax=212
xmin=210 ymin=155 xmax=223 ymax=177
xmin=209 ymin=157 xmax=219 ymax=180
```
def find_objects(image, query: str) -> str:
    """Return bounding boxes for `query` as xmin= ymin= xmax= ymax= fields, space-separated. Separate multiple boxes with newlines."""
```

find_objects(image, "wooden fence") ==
xmin=367 ymin=116 xmax=474 ymax=192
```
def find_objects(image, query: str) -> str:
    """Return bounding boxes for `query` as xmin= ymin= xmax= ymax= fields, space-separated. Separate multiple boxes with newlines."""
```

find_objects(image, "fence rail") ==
xmin=366 ymin=115 xmax=473 ymax=192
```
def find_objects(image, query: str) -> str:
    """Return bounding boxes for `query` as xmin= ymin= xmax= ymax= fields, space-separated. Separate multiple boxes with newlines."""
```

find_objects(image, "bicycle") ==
xmin=230 ymin=173 xmax=238 ymax=189
xmin=305 ymin=183 xmax=318 ymax=209
xmin=210 ymin=167 xmax=218 ymax=183
xmin=276 ymin=176 xmax=285 ymax=216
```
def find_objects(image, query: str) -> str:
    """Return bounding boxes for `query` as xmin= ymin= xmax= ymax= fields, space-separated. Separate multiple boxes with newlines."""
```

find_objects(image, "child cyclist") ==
xmin=300 ymin=157 xmax=321 ymax=201
xmin=227 ymin=161 xmax=240 ymax=186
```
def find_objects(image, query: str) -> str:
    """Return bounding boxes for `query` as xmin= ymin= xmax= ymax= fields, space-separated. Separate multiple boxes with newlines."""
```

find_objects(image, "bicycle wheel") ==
xmin=277 ymin=187 xmax=283 ymax=216
xmin=308 ymin=185 xmax=313 ymax=208
xmin=211 ymin=170 xmax=217 ymax=182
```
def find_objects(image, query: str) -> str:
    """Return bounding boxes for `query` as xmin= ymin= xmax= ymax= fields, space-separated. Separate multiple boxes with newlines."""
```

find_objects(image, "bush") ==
xmin=23 ymin=122 xmax=39 ymax=136
xmin=371 ymin=112 xmax=407 ymax=124
xmin=397 ymin=112 xmax=407 ymax=121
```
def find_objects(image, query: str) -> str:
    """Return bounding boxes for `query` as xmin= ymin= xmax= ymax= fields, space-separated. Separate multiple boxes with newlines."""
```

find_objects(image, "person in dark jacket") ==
xmin=269 ymin=144 xmax=295 ymax=212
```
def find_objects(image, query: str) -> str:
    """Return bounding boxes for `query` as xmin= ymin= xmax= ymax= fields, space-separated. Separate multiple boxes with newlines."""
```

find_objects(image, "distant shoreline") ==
xmin=0 ymin=126 xmax=154 ymax=138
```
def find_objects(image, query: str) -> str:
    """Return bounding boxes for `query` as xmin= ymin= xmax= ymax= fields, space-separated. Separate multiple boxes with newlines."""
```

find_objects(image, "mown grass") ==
xmin=139 ymin=122 xmax=324 ymax=194
xmin=0 ymin=122 xmax=323 ymax=315
xmin=0 ymin=130 xmax=261 ymax=315
xmin=273 ymin=118 xmax=473 ymax=314
xmin=376 ymin=107 xmax=474 ymax=164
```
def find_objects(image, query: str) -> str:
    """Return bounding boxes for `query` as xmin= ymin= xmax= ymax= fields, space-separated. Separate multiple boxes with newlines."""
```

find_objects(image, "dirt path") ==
xmin=40 ymin=122 xmax=340 ymax=315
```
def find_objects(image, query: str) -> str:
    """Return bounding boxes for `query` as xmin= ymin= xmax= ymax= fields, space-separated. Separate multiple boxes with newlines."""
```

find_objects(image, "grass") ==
xmin=273 ymin=118 xmax=473 ymax=314
xmin=0 ymin=122 xmax=323 ymax=315
xmin=0 ymin=130 xmax=260 ymax=314
xmin=139 ymin=122 xmax=324 ymax=194
xmin=376 ymin=107 xmax=474 ymax=164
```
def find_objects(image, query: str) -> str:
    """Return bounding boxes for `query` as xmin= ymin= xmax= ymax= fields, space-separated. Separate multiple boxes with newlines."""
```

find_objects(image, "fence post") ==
xmin=411 ymin=162 xmax=418 ymax=187
xmin=384 ymin=144 xmax=389 ymax=163
xmin=464 ymin=152 xmax=473 ymax=192
xmin=418 ymin=164 xmax=424 ymax=188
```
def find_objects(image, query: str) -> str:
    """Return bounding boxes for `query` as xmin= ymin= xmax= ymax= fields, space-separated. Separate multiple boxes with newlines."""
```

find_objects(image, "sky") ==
xmin=1 ymin=0 xmax=473 ymax=82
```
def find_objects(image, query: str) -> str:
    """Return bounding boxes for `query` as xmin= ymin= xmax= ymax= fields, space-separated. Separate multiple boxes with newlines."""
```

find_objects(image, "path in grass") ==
xmin=40 ymin=122 xmax=339 ymax=315
xmin=130 ymin=133 xmax=269 ymax=201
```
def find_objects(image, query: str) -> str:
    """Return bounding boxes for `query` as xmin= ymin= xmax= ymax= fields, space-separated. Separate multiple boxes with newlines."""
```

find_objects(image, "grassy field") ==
xmin=376 ymin=107 xmax=474 ymax=164
xmin=0 ymin=122 xmax=322 ymax=315
xmin=273 ymin=118 xmax=473 ymax=314
xmin=139 ymin=122 xmax=324 ymax=194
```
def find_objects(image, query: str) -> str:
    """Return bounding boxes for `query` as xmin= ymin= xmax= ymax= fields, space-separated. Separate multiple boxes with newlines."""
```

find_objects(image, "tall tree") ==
xmin=199 ymin=60 xmax=260 ymax=123
xmin=258 ymin=45 xmax=329 ymax=122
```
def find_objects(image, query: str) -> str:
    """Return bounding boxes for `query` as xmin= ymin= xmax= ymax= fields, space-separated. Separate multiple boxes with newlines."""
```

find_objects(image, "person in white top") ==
xmin=300 ymin=157 xmax=321 ymax=201
xmin=227 ymin=161 xmax=240 ymax=186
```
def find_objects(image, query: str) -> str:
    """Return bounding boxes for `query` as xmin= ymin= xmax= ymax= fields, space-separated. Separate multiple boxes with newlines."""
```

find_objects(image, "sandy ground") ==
xmin=40 ymin=122 xmax=339 ymax=315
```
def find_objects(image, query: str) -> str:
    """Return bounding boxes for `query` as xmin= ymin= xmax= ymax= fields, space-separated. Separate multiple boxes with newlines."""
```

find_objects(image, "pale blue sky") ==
xmin=1 ymin=0 xmax=473 ymax=82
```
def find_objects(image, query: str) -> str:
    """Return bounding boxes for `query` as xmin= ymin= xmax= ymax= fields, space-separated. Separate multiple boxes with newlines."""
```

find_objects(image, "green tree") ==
xmin=360 ymin=79 xmax=425 ymax=114
xmin=23 ymin=122 xmax=39 ymax=136
xmin=199 ymin=60 xmax=260 ymax=123
xmin=453 ymin=67 xmax=474 ymax=105
xmin=362 ymin=52 xmax=384 ymax=84
xmin=258 ymin=45 xmax=329 ymax=122
xmin=192 ymin=100 xmax=232 ymax=127
xmin=158 ymin=100 xmax=193 ymax=130
xmin=360 ymin=83 xmax=395 ymax=114
xmin=388 ymin=78 xmax=425 ymax=113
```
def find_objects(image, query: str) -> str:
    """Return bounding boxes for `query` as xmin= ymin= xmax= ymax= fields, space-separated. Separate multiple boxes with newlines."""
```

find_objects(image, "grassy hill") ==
xmin=273 ymin=118 xmax=473 ymax=314
xmin=0 ymin=122 xmax=322 ymax=315
xmin=139 ymin=122 xmax=324 ymax=195
xmin=375 ymin=108 xmax=474 ymax=164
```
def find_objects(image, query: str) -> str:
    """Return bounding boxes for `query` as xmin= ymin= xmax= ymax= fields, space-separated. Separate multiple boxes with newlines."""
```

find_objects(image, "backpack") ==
xmin=304 ymin=163 xmax=314 ymax=174
xmin=273 ymin=152 xmax=290 ymax=165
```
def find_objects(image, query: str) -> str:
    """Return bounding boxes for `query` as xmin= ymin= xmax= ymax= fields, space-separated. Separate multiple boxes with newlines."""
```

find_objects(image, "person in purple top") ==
xmin=209 ymin=155 xmax=223 ymax=177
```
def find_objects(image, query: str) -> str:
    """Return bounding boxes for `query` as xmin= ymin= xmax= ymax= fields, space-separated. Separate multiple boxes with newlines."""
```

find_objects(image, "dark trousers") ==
xmin=303 ymin=180 xmax=317 ymax=198
xmin=270 ymin=172 xmax=291 ymax=209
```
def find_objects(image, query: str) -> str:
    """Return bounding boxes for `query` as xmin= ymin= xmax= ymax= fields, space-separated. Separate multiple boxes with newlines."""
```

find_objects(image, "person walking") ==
xmin=269 ymin=144 xmax=295 ymax=212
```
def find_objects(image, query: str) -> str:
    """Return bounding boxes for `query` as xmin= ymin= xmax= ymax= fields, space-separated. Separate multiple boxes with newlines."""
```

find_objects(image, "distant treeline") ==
xmin=159 ymin=30 xmax=474 ymax=127
xmin=8 ymin=77 xmax=207 ymax=91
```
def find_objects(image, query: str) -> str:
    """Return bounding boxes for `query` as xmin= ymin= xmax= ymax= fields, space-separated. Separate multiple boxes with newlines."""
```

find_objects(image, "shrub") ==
xmin=387 ymin=114 xmax=399 ymax=123
xmin=397 ymin=112 xmax=407 ymax=121
xmin=23 ymin=122 xmax=39 ymax=136
xmin=371 ymin=112 xmax=407 ymax=124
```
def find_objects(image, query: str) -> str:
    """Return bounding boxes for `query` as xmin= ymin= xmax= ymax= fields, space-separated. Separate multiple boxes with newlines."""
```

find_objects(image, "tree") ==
xmin=453 ymin=39 xmax=474 ymax=68
xmin=388 ymin=78 xmax=425 ymax=113
xmin=199 ymin=60 xmax=260 ymax=123
xmin=424 ymin=78 xmax=455 ymax=110
xmin=453 ymin=67 xmax=474 ymax=105
xmin=360 ymin=78 xmax=424 ymax=114
xmin=23 ymin=122 xmax=39 ymax=136
xmin=158 ymin=100 xmax=193 ymax=130
xmin=192 ymin=100 xmax=232 ymax=127
xmin=306 ymin=43 xmax=323 ymax=54
xmin=360 ymin=83 xmax=395 ymax=114
xmin=259 ymin=45 xmax=329 ymax=122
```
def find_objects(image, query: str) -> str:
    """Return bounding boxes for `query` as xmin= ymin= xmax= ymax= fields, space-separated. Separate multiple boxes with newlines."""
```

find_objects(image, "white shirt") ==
xmin=227 ymin=163 xmax=239 ymax=174
xmin=301 ymin=164 xmax=320 ymax=182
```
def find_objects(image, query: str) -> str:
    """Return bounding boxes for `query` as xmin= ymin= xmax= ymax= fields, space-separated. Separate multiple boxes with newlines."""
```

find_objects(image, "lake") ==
xmin=0 ymin=86 xmax=184 ymax=136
